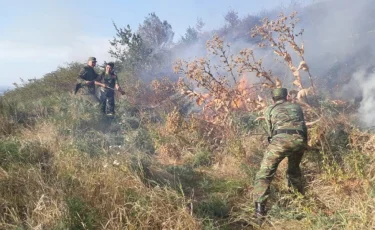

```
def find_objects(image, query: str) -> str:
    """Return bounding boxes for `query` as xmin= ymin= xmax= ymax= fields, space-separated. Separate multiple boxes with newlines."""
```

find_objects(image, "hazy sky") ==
xmin=0 ymin=0 xmax=311 ymax=87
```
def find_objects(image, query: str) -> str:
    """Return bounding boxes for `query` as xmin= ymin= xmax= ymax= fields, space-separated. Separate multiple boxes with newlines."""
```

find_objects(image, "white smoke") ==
xmin=168 ymin=0 xmax=375 ymax=126
xmin=297 ymin=0 xmax=375 ymax=126
xmin=341 ymin=69 xmax=375 ymax=127
xmin=357 ymin=73 xmax=375 ymax=126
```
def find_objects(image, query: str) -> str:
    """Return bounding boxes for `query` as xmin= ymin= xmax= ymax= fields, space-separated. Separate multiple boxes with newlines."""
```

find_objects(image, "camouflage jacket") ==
xmin=264 ymin=99 xmax=307 ymax=138
xmin=77 ymin=65 xmax=99 ymax=94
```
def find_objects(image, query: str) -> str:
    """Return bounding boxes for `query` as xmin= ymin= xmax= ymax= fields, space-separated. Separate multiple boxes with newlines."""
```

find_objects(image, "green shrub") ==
xmin=196 ymin=196 xmax=230 ymax=218
xmin=0 ymin=140 xmax=20 ymax=169
xmin=125 ymin=128 xmax=155 ymax=154
xmin=66 ymin=196 xmax=100 ymax=230
xmin=190 ymin=150 xmax=212 ymax=168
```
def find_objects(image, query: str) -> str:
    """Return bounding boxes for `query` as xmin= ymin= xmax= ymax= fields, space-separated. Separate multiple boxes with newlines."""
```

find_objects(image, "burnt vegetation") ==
xmin=1 ymin=1 xmax=375 ymax=229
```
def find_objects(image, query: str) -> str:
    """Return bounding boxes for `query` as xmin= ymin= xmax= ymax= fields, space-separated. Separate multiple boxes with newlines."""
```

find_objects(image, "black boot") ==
xmin=254 ymin=202 xmax=266 ymax=226
xmin=287 ymin=176 xmax=304 ymax=195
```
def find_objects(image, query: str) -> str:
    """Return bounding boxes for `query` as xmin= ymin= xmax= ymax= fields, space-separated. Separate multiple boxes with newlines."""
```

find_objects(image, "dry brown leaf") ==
xmin=274 ymin=50 xmax=283 ymax=57
xmin=196 ymin=97 xmax=205 ymax=106
xmin=231 ymin=97 xmax=243 ymax=109
xmin=202 ymin=93 xmax=211 ymax=99
xmin=0 ymin=167 xmax=8 ymax=180
xmin=290 ymin=66 xmax=297 ymax=72
xmin=255 ymin=116 xmax=266 ymax=121
xmin=258 ymin=95 xmax=264 ymax=102
xmin=283 ymin=53 xmax=292 ymax=64
xmin=297 ymin=61 xmax=309 ymax=71
xmin=274 ymin=77 xmax=282 ymax=88
xmin=293 ymin=79 xmax=303 ymax=88
xmin=297 ymin=87 xmax=313 ymax=99
xmin=293 ymin=70 xmax=300 ymax=78
xmin=331 ymin=100 xmax=347 ymax=106
xmin=262 ymin=83 xmax=273 ymax=88
xmin=256 ymin=72 xmax=267 ymax=77
xmin=258 ymin=97 xmax=267 ymax=108
xmin=306 ymin=118 xmax=321 ymax=127
xmin=237 ymin=77 xmax=248 ymax=91
xmin=288 ymin=89 xmax=299 ymax=99
xmin=291 ymin=44 xmax=299 ymax=52
xmin=223 ymin=105 xmax=229 ymax=112
xmin=302 ymin=64 xmax=309 ymax=71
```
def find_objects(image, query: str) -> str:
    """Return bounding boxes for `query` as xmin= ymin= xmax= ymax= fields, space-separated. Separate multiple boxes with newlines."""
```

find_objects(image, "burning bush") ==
xmin=174 ymin=12 xmax=318 ymax=130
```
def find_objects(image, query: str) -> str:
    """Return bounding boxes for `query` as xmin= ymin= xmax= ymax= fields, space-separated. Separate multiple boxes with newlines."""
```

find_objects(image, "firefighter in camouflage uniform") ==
xmin=75 ymin=57 xmax=101 ymax=104
xmin=253 ymin=88 xmax=308 ymax=219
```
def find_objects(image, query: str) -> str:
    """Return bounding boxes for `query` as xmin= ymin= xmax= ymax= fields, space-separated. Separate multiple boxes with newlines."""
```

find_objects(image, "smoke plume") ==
xmin=169 ymin=0 xmax=375 ymax=126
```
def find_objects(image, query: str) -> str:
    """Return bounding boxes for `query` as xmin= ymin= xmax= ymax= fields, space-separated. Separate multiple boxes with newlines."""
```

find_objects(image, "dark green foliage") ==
xmin=196 ymin=196 xmax=230 ymax=218
xmin=134 ymin=128 xmax=155 ymax=154
xmin=110 ymin=13 xmax=174 ymax=76
xmin=66 ymin=196 xmax=100 ymax=230
xmin=189 ymin=150 xmax=212 ymax=168
xmin=224 ymin=10 xmax=240 ymax=27
xmin=109 ymin=24 xmax=151 ymax=73
xmin=240 ymin=162 xmax=260 ymax=180
xmin=138 ymin=13 xmax=174 ymax=49
xmin=326 ymin=125 xmax=349 ymax=152
xmin=181 ymin=26 xmax=199 ymax=45
xmin=232 ymin=112 xmax=262 ymax=134
xmin=121 ymin=127 xmax=156 ymax=155
xmin=165 ymin=164 xmax=200 ymax=189
xmin=0 ymin=63 xmax=84 ymax=130
xmin=200 ymin=178 xmax=245 ymax=195
xmin=217 ymin=10 xmax=260 ymax=42
xmin=267 ymin=202 xmax=306 ymax=220
xmin=0 ymin=140 xmax=20 ymax=168
xmin=0 ymin=140 xmax=52 ymax=171
xmin=0 ymin=99 xmax=18 ymax=136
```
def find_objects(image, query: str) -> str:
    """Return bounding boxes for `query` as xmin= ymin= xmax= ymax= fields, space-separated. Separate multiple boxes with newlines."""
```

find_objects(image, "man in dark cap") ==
xmin=75 ymin=57 xmax=103 ymax=104
xmin=253 ymin=88 xmax=308 ymax=223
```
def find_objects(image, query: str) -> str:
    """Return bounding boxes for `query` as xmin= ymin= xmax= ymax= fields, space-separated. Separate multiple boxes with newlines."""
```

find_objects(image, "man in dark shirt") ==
xmin=96 ymin=62 xmax=124 ymax=116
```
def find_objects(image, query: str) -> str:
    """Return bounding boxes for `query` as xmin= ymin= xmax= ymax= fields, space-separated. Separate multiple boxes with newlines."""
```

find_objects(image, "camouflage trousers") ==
xmin=253 ymin=133 xmax=307 ymax=204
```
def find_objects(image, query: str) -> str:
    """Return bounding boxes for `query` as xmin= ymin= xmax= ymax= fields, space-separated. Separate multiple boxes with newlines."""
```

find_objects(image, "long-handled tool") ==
xmin=102 ymin=85 xmax=125 ymax=95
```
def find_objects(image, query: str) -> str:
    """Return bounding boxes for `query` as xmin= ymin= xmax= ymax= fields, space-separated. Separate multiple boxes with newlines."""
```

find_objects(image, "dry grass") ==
xmin=0 ymin=119 xmax=201 ymax=229
xmin=0 ymin=115 xmax=15 ymax=137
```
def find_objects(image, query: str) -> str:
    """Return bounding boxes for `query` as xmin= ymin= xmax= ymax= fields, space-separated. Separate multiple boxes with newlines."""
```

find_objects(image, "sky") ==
xmin=0 ymin=0 xmax=312 ymax=87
